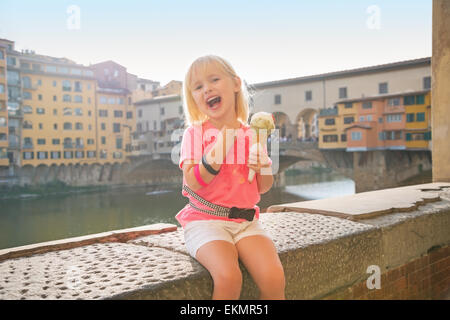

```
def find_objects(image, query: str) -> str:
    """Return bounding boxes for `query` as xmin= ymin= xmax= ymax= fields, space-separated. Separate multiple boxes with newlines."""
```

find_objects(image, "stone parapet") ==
xmin=0 ymin=182 xmax=449 ymax=300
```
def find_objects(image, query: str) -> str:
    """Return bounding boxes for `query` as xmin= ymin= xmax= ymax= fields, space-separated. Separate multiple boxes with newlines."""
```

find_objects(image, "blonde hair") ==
xmin=183 ymin=55 xmax=250 ymax=126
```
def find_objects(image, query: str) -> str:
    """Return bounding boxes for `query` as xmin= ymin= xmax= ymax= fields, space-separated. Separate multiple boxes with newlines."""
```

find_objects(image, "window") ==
xmin=7 ymin=56 xmax=16 ymax=66
xmin=388 ymin=98 xmax=401 ymax=106
xmin=62 ymin=80 xmax=71 ymax=91
xmin=379 ymin=82 xmax=388 ymax=94
xmin=341 ymin=134 xmax=347 ymax=142
xmin=23 ymin=137 xmax=33 ymax=146
xmin=100 ymin=150 xmax=107 ymax=159
xmin=322 ymin=135 xmax=338 ymax=142
xmin=116 ymin=138 xmax=123 ymax=149
xmin=87 ymin=139 xmax=94 ymax=145
xmin=404 ymin=95 xmax=415 ymax=105
xmin=70 ymin=69 xmax=82 ymax=76
xmin=416 ymin=112 xmax=425 ymax=122
xmin=108 ymin=97 xmax=115 ymax=104
xmin=39 ymin=123 xmax=43 ymax=130
xmin=101 ymin=137 xmax=106 ymax=145
xmin=38 ymin=94 xmax=42 ymax=101
xmin=46 ymin=65 xmax=57 ymax=73
xmin=37 ymin=151 xmax=48 ymax=160
xmin=51 ymin=151 xmax=61 ymax=159
xmin=74 ymin=95 xmax=82 ymax=103
xmin=36 ymin=108 xmax=45 ymax=115
xmin=114 ymin=110 xmax=123 ymax=118
xmin=344 ymin=117 xmax=354 ymax=124
xmin=63 ymin=108 xmax=72 ymax=116
xmin=379 ymin=132 xmax=387 ymax=141
xmin=160 ymin=107 xmax=165 ymax=115
xmin=367 ymin=115 xmax=372 ymax=122
xmin=362 ymin=102 xmax=372 ymax=109
xmin=53 ymin=124 xmax=57 ymax=130
xmin=101 ymin=123 xmax=106 ymax=130
xmin=305 ymin=91 xmax=312 ymax=101
xmin=386 ymin=114 xmax=402 ymax=123
xmin=99 ymin=110 xmax=108 ymax=117
xmin=64 ymin=122 xmax=72 ymax=130
xmin=23 ymin=152 xmax=34 ymax=160
xmin=351 ymin=132 xmax=362 ymax=141
xmin=23 ymin=92 xmax=32 ymax=100
xmin=416 ymin=95 xmax=425 ymax=105
xmin=423 ymin=76 xmax=431 ymax=90
xmin=339 ymin=87 xmax=347 ymax=99
xmin=324 ymin=118 xmax=335 ymax=125
xmin=0 ymin=84 xmax=4 ymax=94
xmin=118 ymin=98 xmax=124 ymax=105
xmin=32 ymin=64 xmax=41 ymax=71
xmin=37 ymin=139 xmax=46 ymax=145
xmin=126 ymin=111 xmax=133 ymax=119
xmin=59 ymin=67 xmax=69 ymax=74
xmin=63 ymin=94 xmax=71 ymax=102
xmin=87 ymin=151 xmax=96 ymax=158
xmin=52 ymin=139 xmax=60 ymax=145
xmin=23 ymin=106 xmax=32 ymax=114
xmin=0 ymin=117 xmax=6 ymax=127
xmin=23 ymin=121 xmax=32 ymax=129
xmin=22 ymin=76 xmax=31 ymax=89
xmin=53 ymin=81 xmax=57 ymax=87
xmin=274 ymin=94 xmax=281 ymax=104
xmin=113 ymin=123 xmax=121 ymax=133
xmin=379 ymin=117 xmax=383 ymax=123
xmin=64 ymin=138 xmax=73 ymax=148
xmin=53 ymin=95 xmax=57 ymax=102
xmin=75 ymin=123 xmax=83 ymax=130
xmin=138 ymin=109 xmax=143 ymax=118
xmin=74 ymin=81 xmax=82 ymax=92
xmin=359 ymin=116 xmax=365 ymax=122
xmin=74 ymin=108 xmax=83 ymax=116
xmin=75 ymin=151 xmax=84 ymax=159
xmin=406 ymin=113 xmax=415 ymax=122
xmin=344 ymin=102 xmax=353 ymax=109
xmin=64 ymin=151 xmax=73 ymax=159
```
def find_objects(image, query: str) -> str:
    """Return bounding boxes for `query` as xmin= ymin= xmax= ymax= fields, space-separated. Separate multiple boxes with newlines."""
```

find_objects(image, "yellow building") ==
xmin=96 ymin=89 xmax=135 ymax=163
xmin=318 ymin=106 xmax=345 ymax=150
xmin=16 ymin=54 xmax=98 ymax=166
xmin=404 ymin=91 xmax=432 ymax=150
xmin=0 ymin=42 xmax=8 ymax=166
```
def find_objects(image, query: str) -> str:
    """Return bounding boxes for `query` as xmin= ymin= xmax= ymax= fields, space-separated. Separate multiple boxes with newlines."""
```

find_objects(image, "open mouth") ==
xmin=207 ymin=96 xmax=221 ymax=109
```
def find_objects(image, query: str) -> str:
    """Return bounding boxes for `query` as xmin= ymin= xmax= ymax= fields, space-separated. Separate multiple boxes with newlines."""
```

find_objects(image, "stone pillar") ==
xmin=432 ymin=0 xmax=450 ymax=182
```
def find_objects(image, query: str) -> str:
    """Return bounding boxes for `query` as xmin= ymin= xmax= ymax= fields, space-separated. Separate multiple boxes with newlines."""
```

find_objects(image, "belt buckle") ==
xmin=229 ymin=207 xmax=256 ymax=221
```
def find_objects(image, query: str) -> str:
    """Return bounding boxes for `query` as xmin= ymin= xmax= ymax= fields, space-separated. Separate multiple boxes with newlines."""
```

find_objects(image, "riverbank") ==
xmin=0 ymin=180 xmax=179 ymax=200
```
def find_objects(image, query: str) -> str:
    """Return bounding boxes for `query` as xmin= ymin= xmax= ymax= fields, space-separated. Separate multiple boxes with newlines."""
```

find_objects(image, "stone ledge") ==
xmin=267 ymin=182 xmax=450 ymax=220
xmin=0 ymin=223 xmax=177 ymax=263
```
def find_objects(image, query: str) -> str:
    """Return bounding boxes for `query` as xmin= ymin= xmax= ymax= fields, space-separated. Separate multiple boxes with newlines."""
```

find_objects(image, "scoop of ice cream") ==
xmin=249 ymin=112 xmax=275 ymax=134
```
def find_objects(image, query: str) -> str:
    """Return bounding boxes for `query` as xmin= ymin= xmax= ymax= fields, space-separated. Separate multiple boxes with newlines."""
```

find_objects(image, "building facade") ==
xmin=318 ymin=90 xmax=432 ymax=152
xmin=252 ymin=58 xmax=431 ymax=141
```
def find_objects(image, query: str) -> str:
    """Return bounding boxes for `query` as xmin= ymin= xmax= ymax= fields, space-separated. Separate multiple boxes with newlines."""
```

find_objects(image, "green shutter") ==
xmin=406 ymin=133 xmax=412 ymax=141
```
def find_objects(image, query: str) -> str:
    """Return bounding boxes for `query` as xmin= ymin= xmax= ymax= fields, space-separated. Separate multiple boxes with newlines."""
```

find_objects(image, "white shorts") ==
xmin=183 ymin=219 xmax=272 ymax=258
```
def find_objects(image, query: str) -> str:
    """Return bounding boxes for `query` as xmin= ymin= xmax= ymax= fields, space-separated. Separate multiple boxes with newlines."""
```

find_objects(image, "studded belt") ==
xmin=182 ymin=185 xmax=256 ymax=222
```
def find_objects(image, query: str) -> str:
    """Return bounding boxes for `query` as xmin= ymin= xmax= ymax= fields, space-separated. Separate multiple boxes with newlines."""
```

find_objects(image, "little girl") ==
xmin=177 ymin=55 xmax=285 ymax=300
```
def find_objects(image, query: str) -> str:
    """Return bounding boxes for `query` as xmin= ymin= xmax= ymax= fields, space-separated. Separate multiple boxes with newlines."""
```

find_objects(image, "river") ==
xmin=0 ymin=172 xmax=355 ymax=250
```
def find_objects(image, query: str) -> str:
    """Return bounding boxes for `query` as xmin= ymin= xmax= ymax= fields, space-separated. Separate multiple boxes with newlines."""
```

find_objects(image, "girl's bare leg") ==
xmin=195 ymin=240 xmax=243 ymax=300
xmin=236 ymin=235 xmax=285 ymax=300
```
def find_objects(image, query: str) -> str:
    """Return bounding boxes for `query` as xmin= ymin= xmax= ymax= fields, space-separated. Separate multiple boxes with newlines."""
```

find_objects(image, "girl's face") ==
xmin=189 ymin=62 xmax=241 ymax=126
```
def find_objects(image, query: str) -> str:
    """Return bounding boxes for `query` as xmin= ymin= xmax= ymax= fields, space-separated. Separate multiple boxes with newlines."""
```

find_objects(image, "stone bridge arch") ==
xmin=296 ymin=108 xmax=319 ymax=141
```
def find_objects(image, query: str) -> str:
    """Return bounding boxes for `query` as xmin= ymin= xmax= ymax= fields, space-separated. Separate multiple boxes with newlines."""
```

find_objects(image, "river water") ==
xmin=0 ymin=172 xmax=354 ymax=250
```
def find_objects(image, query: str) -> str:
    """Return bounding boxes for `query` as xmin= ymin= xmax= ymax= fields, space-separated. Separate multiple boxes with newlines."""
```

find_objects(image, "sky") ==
xmin=0 ymin=0 xmax=432 ymax=86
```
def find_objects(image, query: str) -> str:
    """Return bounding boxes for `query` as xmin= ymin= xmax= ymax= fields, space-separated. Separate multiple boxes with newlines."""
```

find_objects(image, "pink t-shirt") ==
xmin=176 ymin=120 xmax=266 ymax=228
